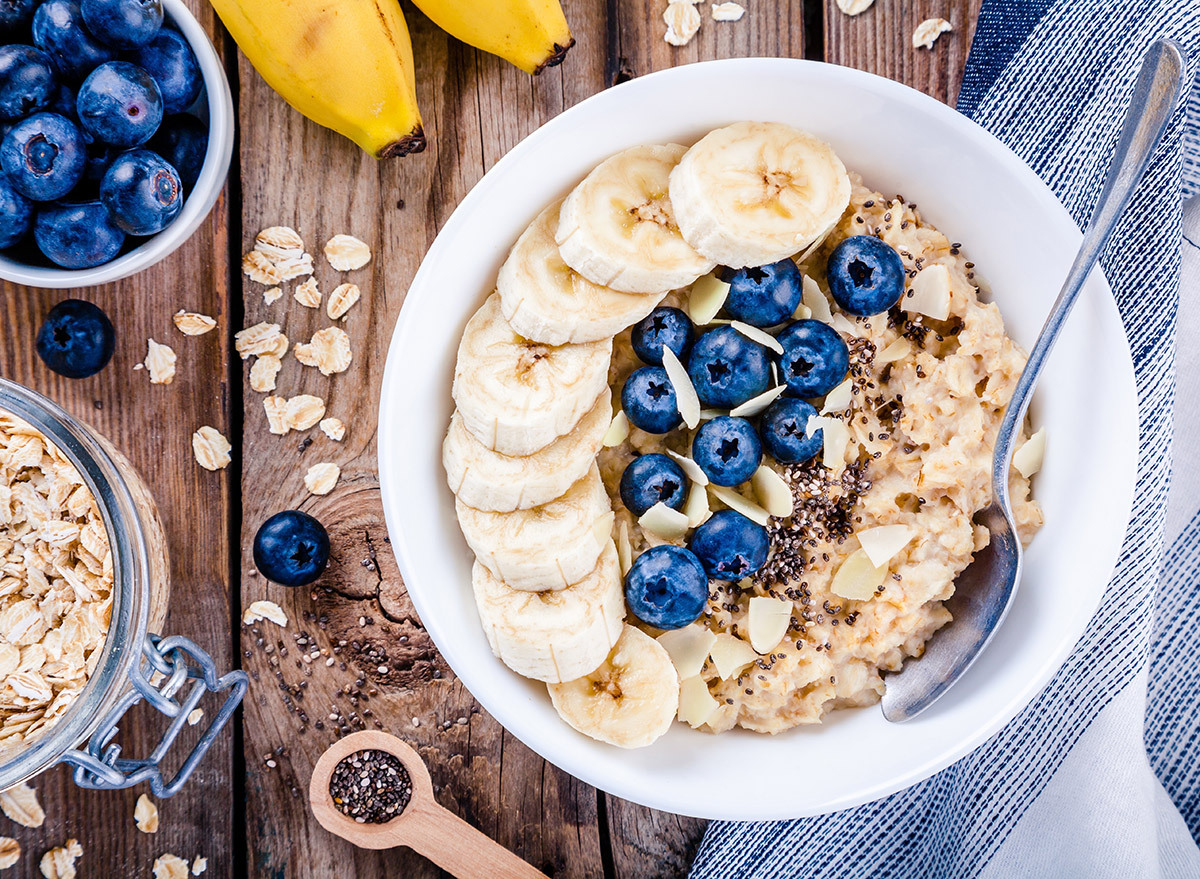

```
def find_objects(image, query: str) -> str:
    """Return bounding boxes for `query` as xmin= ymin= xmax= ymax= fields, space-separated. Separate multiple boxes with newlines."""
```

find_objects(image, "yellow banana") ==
xmin=209 ymin=0 xmax=425 ymax=158
xmin=411 ymin=0 xmax=574 ymax=75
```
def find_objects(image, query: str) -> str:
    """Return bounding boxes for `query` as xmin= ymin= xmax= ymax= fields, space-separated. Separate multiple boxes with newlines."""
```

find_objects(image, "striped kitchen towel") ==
xmin=690 ymin=2 xmax=1200 ymax=877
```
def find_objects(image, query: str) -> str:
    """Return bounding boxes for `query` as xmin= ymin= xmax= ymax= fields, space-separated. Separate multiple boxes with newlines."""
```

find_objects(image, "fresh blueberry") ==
xmin=0 ymin=172 xmax=32 ymax=247
xmin=631 ymin=306 xmax=694 ymax=366
xmin=0 ymin=0 xmax=38 ymax=36
xmin=150 ymin=113 xmax=204 ymax=190
xmin=35 ymin=298 xmax=114 ymax=378
xmin=80 ymin=0 xmax=163 ymax=49
xmin=688 ymin=510 xmax=769 ymax=581
xmin=253 ymin=510 xmax=330 ymax=588
xmin=100 ymin=148 xmax=179 ymax=234
xmin=32 ymin=0 xmax=114 ymax=82
xmin=760 ymin=397 xmax=822 ymax=464
xmin=621 ymin=365 xmax=681 ymax=434
xmin=827 ymin=235 xmax=906 ymax=316
xmin=131 ymin=27 xmax=200 ymax=114
xmin=34 ymin=199 xmax=124 ymax=268
xmin=0 ymin=45 xmax=56 ymax=121
xmin=624 ymin=545 xmax=709 ymax=630
xmin=77 ymin=61 xmax=162 ymax=147
xmin=691 ymin=416 xmax=762 ymax=486
xmin=1 ymin=112 xmax=86 ymax=200
xmin=724 ymin=259 xmax=805 ymax=327
xmin=777 ymin=319 xmax=849 ymax=398
xmin=686 ymin=325 xmax=772 ymax=409
xmin=619 ymin=453 xmax=687 ymax=517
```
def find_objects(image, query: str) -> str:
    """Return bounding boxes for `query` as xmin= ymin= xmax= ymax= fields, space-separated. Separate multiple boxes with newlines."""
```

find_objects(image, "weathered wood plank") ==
xmin=0 ymin=4 xmax=234 ymax=875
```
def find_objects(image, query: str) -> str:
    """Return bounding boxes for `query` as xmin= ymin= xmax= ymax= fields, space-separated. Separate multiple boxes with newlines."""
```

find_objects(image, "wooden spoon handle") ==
xmin=399 ymin=800 xmax=548 ymax=879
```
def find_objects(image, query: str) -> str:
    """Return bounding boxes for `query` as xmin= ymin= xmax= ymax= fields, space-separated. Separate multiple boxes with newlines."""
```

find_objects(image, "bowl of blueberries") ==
xmin=0 ymin=0 xmax=233 ymax=287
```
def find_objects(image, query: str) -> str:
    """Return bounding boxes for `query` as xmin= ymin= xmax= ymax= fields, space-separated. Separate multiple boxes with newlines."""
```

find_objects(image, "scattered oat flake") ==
xmin=305 ymin=462 xmax=340 ymax=496
xmin=664 ymin=0 xmax=701 ymax=45
xmin=294 ymin=327 xmax=351 ymax=376
xmin=143 ymin=339 xmax=177 ymax=385
xmin=173 ymin=311 xmax=216 ymax=336
xmin=243 ymin=600 xmax=287 ymax=627
xmin=0 ymin=837 xmax=18 ymax=870
xmin=263 ymin=396 xmax=290 ymax=435
xmin=0 ymin=783 xmax=43 ymax=827
xmin=242 ymin=250 xmax=282 ymax=286
xmin=836 ymin=0 xmax=875 ymax=14
xmin=152 ymin=854 xmax=189 ymax=879
xmin=192 ymin=426 xmax=231 ymax=471
xmin=187 ymin=708 xmax=204 ymax=726
xmin=324 ymin=234 xmax=372 ymax=272
xmin=711 ymin=2 xmax=743 ymax=21
xmin=320 ymin=417 xmax=345 ymax=441
xmin=326 ymin=283 xmax=360 ymax=320
xmin=254 ymin=226 xmax=304 ymax=260
xmin=262 ymin=286 xmax=283 ymax=305
xmin=38 ymin=839 xmax=81 ymax=879
xmin=285 ymin=395 xmax=325 ymax=431
xmin=294 ymin=277 xmax=321 ymax=309
xmin=913 ymin=17 xmax=952 ymax=48
xmin=235 ymin=322 xmax=288 ymax=359
xmin=249 ymin=355 xmax=281 ymax=394
xmin=192 ymin=858 xmax=207 ymax=876
xmin=134 ymin=794 xmax=159 ymax=834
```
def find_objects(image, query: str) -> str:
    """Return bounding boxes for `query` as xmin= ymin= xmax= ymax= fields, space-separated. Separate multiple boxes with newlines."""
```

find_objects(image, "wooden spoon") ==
xmin=309 ymin=730 xmax=548 ymax=878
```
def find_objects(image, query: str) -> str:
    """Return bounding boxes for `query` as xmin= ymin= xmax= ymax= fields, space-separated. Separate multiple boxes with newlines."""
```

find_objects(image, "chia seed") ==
xmin=328 ymin=749 xmax=413 ymax=824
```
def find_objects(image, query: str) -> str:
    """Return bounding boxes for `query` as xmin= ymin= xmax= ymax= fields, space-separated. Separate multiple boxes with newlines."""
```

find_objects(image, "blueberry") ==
xmin=34 ymin=199 xmax=124 ymax=268
xmin=0 ymin=45 xmax=56 ymax=121
xmin=149 ymin=113 xmax=204 ymax=190
xmin=631 ymin=306 xmax=694 ymax=366
xmin=1 ymin=112 xmax=86 ymax=201
xmin=0 ymin=172 xmax=32 ymax=247
xmin=686 ymin=325 xmax=772 ymax=409
xmin=80 ymin=0 xmax=163 ymax=49
xmin=691 ymin=416 xmax=762 ymax=487
xmin=131 ymin=27 xmax=200 ymax=114
xmin=32 ymin=0 xmax=114 ymax=82
xmin=624 ymin=545 xmax=708 ymax=630
xmin=253 ymin=510 xmax=330 ymax=588
xmin=760 ymin=397 xmax=822 ymax=464
xmin=724 ymin=259 xmax=805 ymax=327
xmin=619 ymin=453 xmax=687 ymax=517
xmin=0 ymin=0 xmax=38 ymax=36
xmin=827 ymin=235 xmax=906 ymax=316
xmin=35 ymin=298 xmax=114 ymax=378
xmin=77 ymin=61 xmax=162 ymax=147
xmin=100 ymin=148 xmax=179 ymax=234
xmin=688 ymin=510 xmax=769 ymax=581
xmin=777 ymin=319 xmax=849 ymax=398
xmin=621 ymin=365 xmax=681 ymax=434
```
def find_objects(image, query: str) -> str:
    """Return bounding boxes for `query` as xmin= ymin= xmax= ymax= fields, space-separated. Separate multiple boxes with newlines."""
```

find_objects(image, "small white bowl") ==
xmin=0 ymin=0 xmax=234 ymax=288
xmin=379 ymin=59 xmax=1138 ymax=820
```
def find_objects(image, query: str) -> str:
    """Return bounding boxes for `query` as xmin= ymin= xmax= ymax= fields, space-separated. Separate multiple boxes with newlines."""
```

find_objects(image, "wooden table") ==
xmin=0 ymin=0 xmax=980 ymax=874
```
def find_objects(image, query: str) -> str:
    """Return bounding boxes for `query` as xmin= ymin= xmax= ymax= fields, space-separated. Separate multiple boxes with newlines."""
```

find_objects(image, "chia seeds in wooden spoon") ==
xmin=329 ymin=749 xmax=412 ymax=824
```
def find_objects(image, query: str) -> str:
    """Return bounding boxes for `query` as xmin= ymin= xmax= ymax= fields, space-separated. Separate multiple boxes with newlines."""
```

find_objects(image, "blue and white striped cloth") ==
xmin=690 ymin=2 xmax=1200 ymax=876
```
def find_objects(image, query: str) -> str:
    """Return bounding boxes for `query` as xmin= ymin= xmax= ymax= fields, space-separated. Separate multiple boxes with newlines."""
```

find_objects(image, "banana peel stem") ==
xmin=533 ymin=37 xmax=575 ymax=74
xmin=378 ymin=126 xmax=428 ymax=159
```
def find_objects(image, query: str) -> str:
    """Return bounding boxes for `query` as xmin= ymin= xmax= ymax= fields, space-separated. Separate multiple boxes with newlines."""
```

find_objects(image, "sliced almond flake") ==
xmin=262 ymin=286 xmax=283 ymax=305
xmin=678 ymin=675 xmax=719 ymax=727
xmin=806 ymin=414 xmax=850 ymax=474
xmin=241 ymin=250 xmax=282 ymax=286
xmin=242 ymin=600 xmax=287 ymax=627
xmin=173 ymin=311 xmax=216 ymax=336
xmin=152 ymin=854 xmax=189 ymax=879
xmin=792 ymin=301 xmax=812 ymax=320
xmin=906 ymin=264 xmax=952 ymax=320
xmin=304 ymin=462 xmax=340 ymax=496
xmin=249 ymin=355 xmax=281 ymax=394
xmin=144 ymin=339 xmax=176 ymax=385
xmin=234 ymin=322 xmax=286 ymax=360
xmin=0 ymin=837 xmax=19 ymax=869
xmin=134 ymin=793 xmax=159 ymax=833
xmin=658 ymin=625 xmax=717 ymax=679
xmin=729 ymin=384 xmax=785 ymax=418
xmin=324 ymin=234 xmax=372 ymax=272
xmin=667 ymin=450 xmax=709 ymax=486
xmin=831 ymin=548 xmax=888 ymax=600
xmin=293 ymin=277 xmax=321 ymax=309
xmin=638 ymin=502 xmax=690 ymax=541
xmin=711 ymin=2 xmax=744 ymax=20
xmin=698 ymin=408 xmax=725 ymax=421
xmin=829 ymin=313 xmax=862 ymax=337
xmin=730 ymin=321 xmax=784 ymax=354
xmin=38 ymin=839 xmax=81 ymax=879
xmin=820 ymin=379 xmax=854 ymax=414
xmin=688 ymin=273 xmax=730 ymax=324
xmin=0 ymin=783 xmax=43 ymax=827
xmin=801 ymin=275 xmax=833 ymax=323
xmin=913 ymin=17 xmax=952 ymax=49
xmin=192 ymin=858 xmax=207 ymax=876
xmin=684 ymin=480 xmax=711 ymax=528
xmin=191 ymin=427 xmax=231 ymax=471
xmin=875 ymin=336 xmax=912 ymax=365
xmin=751 ymin=465 xmax=793 ymax=517
xmin=661 ymin=346 xmax=700 ymax=429
xmin=319 ymin=418 xmax=345 ymax=442
xmin=857 ymin=524 xmax=915 ymax=568
xmin=709 ymin=632 xmax=757 ymax=679
xmin=263 ymin=396 xmax=290 ymax=435
xmin=187 ymin=708 xmax=204 ymax=726
xmin=747 ymin=596 xmax=791 ymax=653
xmin=285 ymin=395 xmax=325 ymax=431
xmin=616 ymin=520 xmax=633 ymax=576
xmin=294 ymin=327 xmax=351 ymax=376
xmin=707 ymin=485 xmax=771 ymax=526
xmin=602 ymin=411 xmax=629 ymax=447
xmin=326 ymin=283 xmax=361 ymax=320
xmin=663 ymin=0 xmax=701 ymax=45
xmin=836 ymin=0 xmax=875 ymax=14
xmin=1013 ymin=427 xmax=1046 ymax=478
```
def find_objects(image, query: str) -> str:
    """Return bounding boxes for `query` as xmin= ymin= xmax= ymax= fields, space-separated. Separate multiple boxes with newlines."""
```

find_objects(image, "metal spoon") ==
xmin=881 ymin=39 xmax=1184 ymax=723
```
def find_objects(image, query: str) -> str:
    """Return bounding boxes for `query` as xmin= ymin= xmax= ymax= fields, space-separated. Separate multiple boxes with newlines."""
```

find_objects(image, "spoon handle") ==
xmin=399 ymin=799 xmax=549 ymax=879
xmin=992 ymin=39 xmax=1184 ymax=502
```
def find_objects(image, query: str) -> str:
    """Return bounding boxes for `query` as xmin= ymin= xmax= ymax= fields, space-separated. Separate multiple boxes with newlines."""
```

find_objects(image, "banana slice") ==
xmin=474 ymin=542 xmax=625 ymax=684
xmin=452 ymin=293 xmax=613 ymax=456
xmin=547 ymin=625 xmax=680 ymax=749
xmin=443 ymin=391 xmax=611 ymax=512
xmin=499 ymin=201 xmax=668 ymax=345
xmin=670 ymin=121 xmax=851 ymax=268
xmin=456 ymin=463 xmax=613 ymax=591
xmin=556 ymin=144 xmax=716 ymax=294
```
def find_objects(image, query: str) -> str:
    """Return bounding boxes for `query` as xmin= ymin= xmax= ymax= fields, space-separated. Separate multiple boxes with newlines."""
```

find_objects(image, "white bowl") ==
xmin=0 ymin=0 xmax=234 ymax=288
xmin=378 ymin=59 xmax=1137 ymax=820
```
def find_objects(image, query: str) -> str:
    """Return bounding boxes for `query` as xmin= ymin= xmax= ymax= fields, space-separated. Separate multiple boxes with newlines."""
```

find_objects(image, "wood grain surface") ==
xmin=0 ymin=1 xmax=981 ymax=876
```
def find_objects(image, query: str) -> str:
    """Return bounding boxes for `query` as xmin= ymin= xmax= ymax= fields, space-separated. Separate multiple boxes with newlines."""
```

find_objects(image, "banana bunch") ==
xmin=211 ymin=0 xmax=574 ymax=158
xmin=444 ymin=121 xmax=851 ymax=748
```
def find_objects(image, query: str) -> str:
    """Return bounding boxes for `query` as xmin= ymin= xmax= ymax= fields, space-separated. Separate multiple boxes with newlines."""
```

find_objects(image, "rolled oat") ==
xmin=192 ymin=427 xmax=231 ymax=472
xmin=0 ymin=837 xmax=18 ymax=870
xmin=243 ymin=600 xmax=287 ymax=627
xmin=172 ymin=312 xmax=216 ymax=336
xmin=285 ymin=395 xmax=325 ymax=431
xmin=143 ymin=340 xmax=177 ymax=385
xmin=305 ymin=463 xmax=340 ymax=496
xmin=249 ymin=356 xmax=282 ymax=394
xmin=324 ymin=235 xmax=371 ymax=272
xmin=38 ymin=839 xmax=81 ymax=879
xmin=294 ymin=278 xmax=321 ymax=309
xmin=134 ymin=794 xmax=159 ymax=833
xmin=152 ymin=854 xmax=189 ymax=879
xmin=319 ymin=418 xmax=345 ymax=442
xmin=294 ymin=327 xmax=351 ymax=376
xmin=326 ymin=283 xmax=360 ymax=321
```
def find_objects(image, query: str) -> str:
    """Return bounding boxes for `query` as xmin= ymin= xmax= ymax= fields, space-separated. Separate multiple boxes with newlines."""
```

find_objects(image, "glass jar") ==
xmin=0 ymin=379 xmax=246 ymax=796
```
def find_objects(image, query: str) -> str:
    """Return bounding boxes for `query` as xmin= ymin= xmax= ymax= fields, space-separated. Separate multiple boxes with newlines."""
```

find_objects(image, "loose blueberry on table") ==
xmin=624 ymin=544 xmax=709 ymax=630
xmin=35 ymin=297 xmax=114 ymax=378
xmin=619 ymin=453 xmax=687 ymax=517
xmin=253 ymin=510 xmax=331 ymax=588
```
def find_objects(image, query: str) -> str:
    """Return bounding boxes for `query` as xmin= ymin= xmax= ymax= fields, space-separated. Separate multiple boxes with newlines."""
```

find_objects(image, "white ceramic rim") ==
xmin=378 ymin=58 xmax=1138 ymax=820
xmin=0 ymin=0 xmax=235 ymax=289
